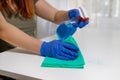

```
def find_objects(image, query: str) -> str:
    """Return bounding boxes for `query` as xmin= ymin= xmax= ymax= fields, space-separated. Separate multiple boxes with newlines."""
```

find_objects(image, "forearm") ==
xmin=34 ymin=0 xmax=69 ymax=24
xmin=54 ymin=10 xmax=69 ymax=24
xmin=0 ymin=22 xmax=42 ymax=54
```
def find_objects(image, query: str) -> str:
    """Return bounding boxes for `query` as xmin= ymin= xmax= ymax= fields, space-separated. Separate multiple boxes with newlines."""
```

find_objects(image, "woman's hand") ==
xmin=68 ymin=9 xmax=89 ymax=28
xmin=40 ymin=40 xmax=79 ymax=60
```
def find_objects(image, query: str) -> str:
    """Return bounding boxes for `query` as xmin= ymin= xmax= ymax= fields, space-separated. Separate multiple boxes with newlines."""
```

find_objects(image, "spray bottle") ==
xmin=56 ymin=7 xmax=89 ymax=40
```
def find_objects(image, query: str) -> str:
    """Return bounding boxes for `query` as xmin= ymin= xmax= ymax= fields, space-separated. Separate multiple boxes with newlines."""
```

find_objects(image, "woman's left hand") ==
xmin=68 ymin=9 xmax=89 ymax=28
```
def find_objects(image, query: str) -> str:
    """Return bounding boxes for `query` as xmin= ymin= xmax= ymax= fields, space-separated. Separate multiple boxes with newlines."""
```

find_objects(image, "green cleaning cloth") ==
xmin=41 ymin=36 xmax=85 ymax=69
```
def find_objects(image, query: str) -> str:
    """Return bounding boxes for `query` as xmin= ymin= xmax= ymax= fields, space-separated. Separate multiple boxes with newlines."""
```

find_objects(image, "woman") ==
xmin=0 ymin=0 xmax=88 ymax=79
xmin=0 ymin=0 xmax=89 ymax=59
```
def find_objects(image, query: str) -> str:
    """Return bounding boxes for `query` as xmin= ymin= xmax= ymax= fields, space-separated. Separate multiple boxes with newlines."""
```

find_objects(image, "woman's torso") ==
xmin=0 ymin=0 xmax=38 ymax=52
xmin=3 ymin=10 xmax=37 ymax=37
xmin=2 ymin=0 xmax=39 ymax=37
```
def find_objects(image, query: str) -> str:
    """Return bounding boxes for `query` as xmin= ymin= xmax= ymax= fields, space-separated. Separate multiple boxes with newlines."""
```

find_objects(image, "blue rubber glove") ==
xmin=40 ymin=40 xmax=79 ymax=60
xmin=68 ymin=9 xmax=89 ymax=28
xmin=68 ymin=9 xmax=80 ymax=19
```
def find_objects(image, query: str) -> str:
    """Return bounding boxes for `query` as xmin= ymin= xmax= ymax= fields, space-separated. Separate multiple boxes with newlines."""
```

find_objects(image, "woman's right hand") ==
xmin=40 ymin=40 xmax=79 ymax=60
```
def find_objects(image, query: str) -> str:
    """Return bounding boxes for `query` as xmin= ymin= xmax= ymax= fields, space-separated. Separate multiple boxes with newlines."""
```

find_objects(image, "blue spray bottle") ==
xmin=56 ymin=20 xmax=77 ymax=40
xmin=56 ymin=7 xmax=89 ymax=40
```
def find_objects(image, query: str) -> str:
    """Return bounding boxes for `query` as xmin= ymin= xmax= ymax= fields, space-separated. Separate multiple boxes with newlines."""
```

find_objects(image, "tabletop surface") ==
xmin=0 ymin=28 xmax=120 ymax=80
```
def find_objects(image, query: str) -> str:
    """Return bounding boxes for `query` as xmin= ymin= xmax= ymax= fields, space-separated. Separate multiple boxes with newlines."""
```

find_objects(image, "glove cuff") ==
xmin=40 ymin=42 xmax=47 ymax=57
xmin=68 ymin=9 xmax=73 ymax=19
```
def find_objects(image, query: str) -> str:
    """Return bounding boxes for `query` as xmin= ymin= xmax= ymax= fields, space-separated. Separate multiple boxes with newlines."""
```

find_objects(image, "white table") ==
xmin=0 ymin=28 xmax=120 ymax=80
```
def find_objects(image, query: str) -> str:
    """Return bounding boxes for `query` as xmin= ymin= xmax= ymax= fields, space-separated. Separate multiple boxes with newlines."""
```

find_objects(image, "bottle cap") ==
xmin=78 ymin=6 xmax=89 ymax=21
